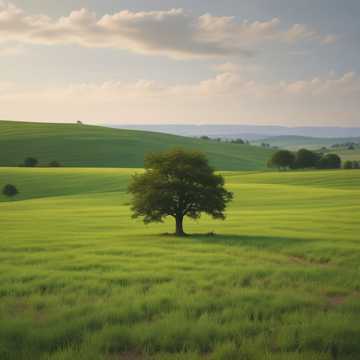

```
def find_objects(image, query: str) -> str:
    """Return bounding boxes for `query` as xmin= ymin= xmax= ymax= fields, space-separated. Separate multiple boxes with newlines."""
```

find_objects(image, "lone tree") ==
xmin=24 ymin=157 xmax=38 ymax=167
xmin=268 ymin=150 xmax=295 ymax=170
xmin=128 ymin=149 xmax=233 ymax=236
xmin=2 ymin=184 xmax=18 ymax=198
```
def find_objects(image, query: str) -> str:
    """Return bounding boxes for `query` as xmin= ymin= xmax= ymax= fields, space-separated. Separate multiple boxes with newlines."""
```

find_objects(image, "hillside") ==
xmin=254 ymin=135 xmax=360 ymax=150
xmin=0 ymin=120 xmax=273 ymax=171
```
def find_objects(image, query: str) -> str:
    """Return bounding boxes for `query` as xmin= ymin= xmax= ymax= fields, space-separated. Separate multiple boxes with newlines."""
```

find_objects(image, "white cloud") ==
xmin=0 ymin=2 xmax=336 ymax=59
xmin=1 ymin=72 xmax=358 ymax=125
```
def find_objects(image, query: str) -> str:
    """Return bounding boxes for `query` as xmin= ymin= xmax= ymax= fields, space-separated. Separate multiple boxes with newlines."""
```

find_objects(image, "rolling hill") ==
xmin=0 ymin=120 xmax=273 ymax=171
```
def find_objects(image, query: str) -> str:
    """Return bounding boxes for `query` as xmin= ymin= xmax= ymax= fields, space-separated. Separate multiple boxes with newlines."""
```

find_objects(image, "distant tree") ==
xmin=294 ymin=149 xmax=320 ymax=169
xmin=343 ymin=160 xmax=353 ymax=169
xmin=128 ymin=149 xmax=233 ymax=236
xmin=2 ymin=184 xmax=18 ymax=198
xmin=24 ymin=157 xmax=38 ymax=167
xmin=49 ymin=161 xmax=61 ymax=167
xmin=268 ymin=150 xmax=295 ymax=170
xmin=77 ymin=121 xmax=83 ymax=125
xmin=200 ymin=136 xmax=210 ymax=140
xmin=348 ymin=144 xmax=355 ymax=150
xmin=352 ymin=161 xmax=359 ymax=169
xmin=317 ymin=154 xmax=341 ymax=169
xmin=231 ymin=138 xmax=245 ymax=144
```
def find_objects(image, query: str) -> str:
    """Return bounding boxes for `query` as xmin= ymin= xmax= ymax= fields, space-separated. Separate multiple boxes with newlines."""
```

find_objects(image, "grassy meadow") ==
xmin=0 ymin=121 xmax=272 ymax=171
xmin=1 ymin=167 xmax=360 ymax=359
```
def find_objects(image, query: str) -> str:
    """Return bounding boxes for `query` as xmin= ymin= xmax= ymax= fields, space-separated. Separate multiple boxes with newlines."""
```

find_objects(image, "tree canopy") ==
xmin=2 ymin=184 xmax=18 ymax=197
xmin=317 ymin=154 xmax=341 ymax=169
xmin=128 ymin=149 xmax=233 ymax=236
xmin=295 ymin=149 xmax=320 ymax=169
xmin=268 ymin=150 xmax=295 ymax=170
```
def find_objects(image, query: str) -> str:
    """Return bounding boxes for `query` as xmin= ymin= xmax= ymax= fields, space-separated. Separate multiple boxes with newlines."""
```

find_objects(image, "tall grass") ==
xmin=0 ymin=168 xmax=359 ymax=359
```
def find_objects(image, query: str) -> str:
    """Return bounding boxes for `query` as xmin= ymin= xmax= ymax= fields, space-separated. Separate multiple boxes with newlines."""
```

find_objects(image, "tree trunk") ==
xmin=175 ymin=215 xmax=185 ymax=236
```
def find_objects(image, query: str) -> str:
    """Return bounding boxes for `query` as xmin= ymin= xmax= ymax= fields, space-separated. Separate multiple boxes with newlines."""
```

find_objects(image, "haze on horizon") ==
xmin=0 ymin=0 xmax=359 ymax=126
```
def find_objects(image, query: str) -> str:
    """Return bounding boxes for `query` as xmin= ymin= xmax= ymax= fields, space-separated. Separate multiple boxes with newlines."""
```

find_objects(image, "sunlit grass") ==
xmin=0 ymin=168 xmax=359 ymax=359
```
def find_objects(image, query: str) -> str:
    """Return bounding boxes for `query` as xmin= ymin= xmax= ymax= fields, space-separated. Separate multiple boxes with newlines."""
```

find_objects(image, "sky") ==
xmin=0 ymin=0 xmax=359 ymax=126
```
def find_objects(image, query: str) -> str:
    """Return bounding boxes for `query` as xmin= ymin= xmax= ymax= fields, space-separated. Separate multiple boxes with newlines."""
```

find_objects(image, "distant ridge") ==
xmin=108 ymin=124 xmax=360 ymax=140
xmin=0 ymin=120 xmax=273 ymax=170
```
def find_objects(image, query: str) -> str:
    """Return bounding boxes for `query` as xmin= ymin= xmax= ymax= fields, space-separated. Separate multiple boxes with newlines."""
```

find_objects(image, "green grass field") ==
xmin=0 ymin=121 xmax=272 ymax=171
xmin=1 ymin=167 xmax=359 ymax=360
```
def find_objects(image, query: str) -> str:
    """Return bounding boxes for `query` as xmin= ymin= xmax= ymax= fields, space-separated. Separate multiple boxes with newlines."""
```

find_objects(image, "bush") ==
xmin=343 ymin=161 xmax=353 ymax=169
xmin=2 ymin=184 xmax=18 ymax=197
xmin=317 ymin=154 xmax=341 ymax=169
xmin=352 ymin=161 xmax=359 ymax=169
xmin=49 ymin=161 xmax=61 ymax=167
xmin=24 ymin=157 xmax=38 ymax=167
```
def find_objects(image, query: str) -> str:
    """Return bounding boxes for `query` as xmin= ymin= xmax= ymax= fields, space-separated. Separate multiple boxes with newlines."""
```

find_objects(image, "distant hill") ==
xmin=110 ymin=124 xmax=360 ymax=140
xmin=0 ymin=120 xmax=273 ymax=170
xmin=253 ymin=135 xmax=360 ymax=150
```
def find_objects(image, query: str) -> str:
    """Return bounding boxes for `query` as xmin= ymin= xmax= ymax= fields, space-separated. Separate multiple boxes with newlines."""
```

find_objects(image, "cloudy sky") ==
xmin=1 ymin=0 xmax=359 ymax=126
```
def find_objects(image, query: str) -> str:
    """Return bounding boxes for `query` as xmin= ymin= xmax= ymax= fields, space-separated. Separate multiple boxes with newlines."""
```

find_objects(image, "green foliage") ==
xmin=0 ymin=120 xmax=273 ymax=170
xmin=294 ymin=149 xmax=320 ymax=169
xmin=2 ymin=184 xmax=18 ymax=197
xmin=24 ymin=157 xmax=38 ymax=167
xmin=317 ymin=154 xmax=341 ymax=169
xmin=1 ymin=168 xmax=360 ymax=359
xmin=343 ymin=160 xmax=353 ymax=169
xmin=128 ymin=149 xmax=233 ymax=235
xmin=268 ymin=150 xmax=295 ymax=170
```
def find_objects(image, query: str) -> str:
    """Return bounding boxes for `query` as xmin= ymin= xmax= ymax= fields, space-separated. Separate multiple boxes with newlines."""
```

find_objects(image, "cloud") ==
xmin=0 ymin=2 xmax=336 ymax=59
xmin=1 ymin=72 xmax=359 ymax=125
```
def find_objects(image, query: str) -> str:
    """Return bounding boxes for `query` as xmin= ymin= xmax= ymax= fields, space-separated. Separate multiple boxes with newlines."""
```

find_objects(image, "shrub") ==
xmin=24 ymin=157 xmax=38 ymax=167
xmin=2 ymin=184 xmax=18 ymax=197
xmin=352 ymin=161 xmax=359 ymax=169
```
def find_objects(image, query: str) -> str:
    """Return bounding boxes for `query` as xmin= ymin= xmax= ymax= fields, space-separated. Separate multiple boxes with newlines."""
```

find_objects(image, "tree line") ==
xmin=268 ymin=149 xmax=342 ymax=170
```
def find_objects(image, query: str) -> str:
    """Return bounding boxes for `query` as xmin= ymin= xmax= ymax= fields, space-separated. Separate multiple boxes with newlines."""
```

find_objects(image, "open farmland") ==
xmin=0 ymin=168 xmax=359 ymax=359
